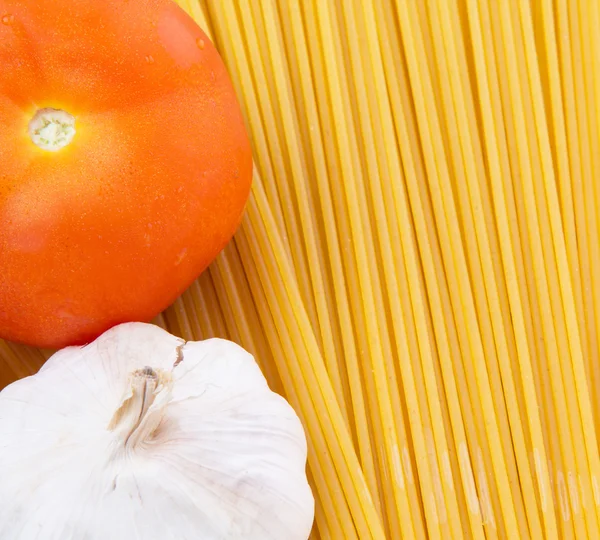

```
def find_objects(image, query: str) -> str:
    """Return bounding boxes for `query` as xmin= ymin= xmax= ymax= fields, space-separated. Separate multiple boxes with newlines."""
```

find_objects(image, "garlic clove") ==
xmin=0 ymin=322 xmax=314 ymax=540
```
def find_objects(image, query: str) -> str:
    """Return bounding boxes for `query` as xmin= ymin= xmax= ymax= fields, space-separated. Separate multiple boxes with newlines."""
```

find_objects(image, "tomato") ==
xmin=0 ymin=0 xmax=252 ymax=348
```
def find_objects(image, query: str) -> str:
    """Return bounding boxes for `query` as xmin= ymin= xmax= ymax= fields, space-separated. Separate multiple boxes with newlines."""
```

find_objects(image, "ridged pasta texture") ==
xmin=2 ymin=0 xmax=600 ymax=538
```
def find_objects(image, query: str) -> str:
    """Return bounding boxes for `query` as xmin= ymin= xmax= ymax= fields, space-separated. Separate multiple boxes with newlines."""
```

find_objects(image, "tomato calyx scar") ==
xmin=28 ymin=108 xmax=76 ymax=152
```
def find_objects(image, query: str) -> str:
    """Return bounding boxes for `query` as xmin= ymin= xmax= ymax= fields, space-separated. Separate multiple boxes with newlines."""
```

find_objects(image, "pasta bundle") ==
xmin=2 ymin=0 xmax=599 ymax=538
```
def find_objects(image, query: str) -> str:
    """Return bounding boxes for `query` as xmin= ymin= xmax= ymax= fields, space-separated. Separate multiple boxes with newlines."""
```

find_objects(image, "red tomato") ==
xmin=0 ymin=0 xmax=252 ymax=348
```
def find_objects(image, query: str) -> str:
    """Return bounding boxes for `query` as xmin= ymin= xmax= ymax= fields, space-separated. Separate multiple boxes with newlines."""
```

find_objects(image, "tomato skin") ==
xmin=0 ymin=0 xmax=252 ymax=348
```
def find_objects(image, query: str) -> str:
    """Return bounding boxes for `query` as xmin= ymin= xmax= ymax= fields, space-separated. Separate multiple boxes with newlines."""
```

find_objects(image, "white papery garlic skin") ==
xmin=0 ymin=322 xmax=314 ymax=540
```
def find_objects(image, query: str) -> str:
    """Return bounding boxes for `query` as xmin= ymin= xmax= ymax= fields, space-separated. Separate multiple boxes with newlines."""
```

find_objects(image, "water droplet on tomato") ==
xmin=210 ymin=70 xmax=216 ymax=82
xmin=1 ymin=14 xmax=14 ymax=25
xmin=175 ymin=248 xmax=188 ymax=266
xmin=196 ymin=38 xmax=205 ymax=50
xmin=145 ymin=55 xmax=155 ymax=64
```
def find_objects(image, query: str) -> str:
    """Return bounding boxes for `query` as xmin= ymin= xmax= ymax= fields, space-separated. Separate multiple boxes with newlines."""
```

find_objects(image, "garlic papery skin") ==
xmin=0 ymin=322 xmax=314 ymax=540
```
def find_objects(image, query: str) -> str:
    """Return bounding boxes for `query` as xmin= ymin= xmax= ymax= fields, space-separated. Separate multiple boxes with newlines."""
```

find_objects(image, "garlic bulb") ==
xmin=0 ymin=322 xmax=314 ymax=540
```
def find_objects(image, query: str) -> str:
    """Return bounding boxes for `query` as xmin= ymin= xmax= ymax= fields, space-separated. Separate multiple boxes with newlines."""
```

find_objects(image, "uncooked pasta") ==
xmin=2 ymin=0 xmax=600 ymax=538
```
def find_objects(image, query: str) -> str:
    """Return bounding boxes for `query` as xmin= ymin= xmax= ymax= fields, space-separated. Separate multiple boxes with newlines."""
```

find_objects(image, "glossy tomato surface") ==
xmin=0 ymin=0 xmax=252 ymax=348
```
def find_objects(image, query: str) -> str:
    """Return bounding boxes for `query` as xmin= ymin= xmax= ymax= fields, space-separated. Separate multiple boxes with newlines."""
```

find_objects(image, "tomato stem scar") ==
xmin=28 ymin=108 xmax=76 ymax=151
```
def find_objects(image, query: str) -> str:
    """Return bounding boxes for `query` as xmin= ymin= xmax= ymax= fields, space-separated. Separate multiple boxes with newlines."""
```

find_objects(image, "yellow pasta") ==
xmin=3 ymin=0 xmax=600 ymax=537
